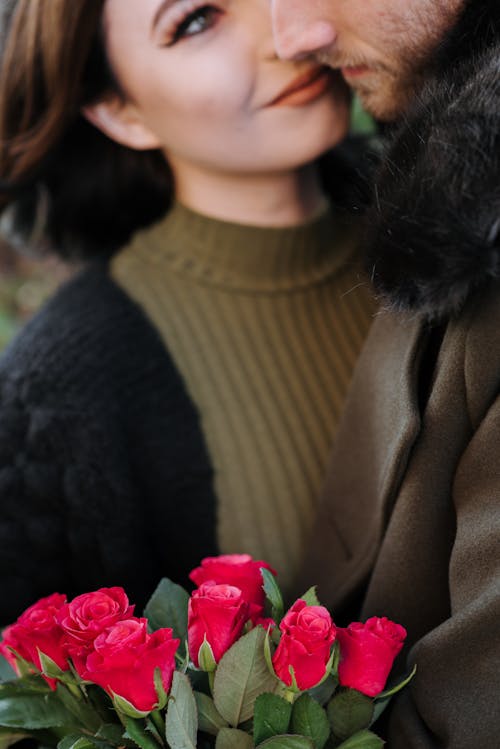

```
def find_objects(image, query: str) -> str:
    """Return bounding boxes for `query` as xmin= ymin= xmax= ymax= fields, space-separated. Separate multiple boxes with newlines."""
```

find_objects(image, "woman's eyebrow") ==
xmin=151 ymin=0 xmax=178 ymax=32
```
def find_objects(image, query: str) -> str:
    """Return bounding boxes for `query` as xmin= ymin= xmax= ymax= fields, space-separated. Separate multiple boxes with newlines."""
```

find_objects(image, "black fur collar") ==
xmin=365 ymin=0 xmax=500 ymax=320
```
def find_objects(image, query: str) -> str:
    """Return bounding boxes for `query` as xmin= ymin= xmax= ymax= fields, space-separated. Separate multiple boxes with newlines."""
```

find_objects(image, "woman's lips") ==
xmin=267 ymin=67 xmax=333 ymax=107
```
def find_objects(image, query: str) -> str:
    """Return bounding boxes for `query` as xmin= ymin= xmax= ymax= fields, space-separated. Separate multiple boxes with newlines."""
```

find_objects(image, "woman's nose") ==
xmin=270 ymin=1 xmax=337 ymax=60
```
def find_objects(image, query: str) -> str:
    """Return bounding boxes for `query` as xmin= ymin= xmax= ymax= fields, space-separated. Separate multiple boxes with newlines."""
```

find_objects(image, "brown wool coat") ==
xmin=300 ymin=284 xmax=500 ymax=748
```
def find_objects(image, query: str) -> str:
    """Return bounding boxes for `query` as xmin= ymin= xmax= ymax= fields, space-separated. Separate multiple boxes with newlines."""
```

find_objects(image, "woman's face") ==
xmin=99 ymin=0 xmax=350 ymax=179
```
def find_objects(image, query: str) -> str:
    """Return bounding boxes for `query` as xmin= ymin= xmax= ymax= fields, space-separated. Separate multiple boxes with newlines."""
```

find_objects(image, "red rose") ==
xmin=189 ymin=554 xmax=276 ymax=620
xmin=57 ymin=587 xmax=134 ymax=661
xmin=78 ymin=618 xmax=179 ymax=713
xmin=272 ymin=599 xmax=336 ymax=691
xmin=188 ymin=582 xmax=249 ymax=667
xmin=0 ymin=593 xmax=68 ymax=689
xmin=337 ymin=616 xmax=407 ymax=697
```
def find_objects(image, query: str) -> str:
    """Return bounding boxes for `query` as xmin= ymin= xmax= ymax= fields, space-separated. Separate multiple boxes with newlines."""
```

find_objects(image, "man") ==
xmin=271 ymin=0 xmax=500 ymax=747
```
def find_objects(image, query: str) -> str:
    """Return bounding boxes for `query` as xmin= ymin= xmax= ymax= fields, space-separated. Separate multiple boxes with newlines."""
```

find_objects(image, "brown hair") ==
xmin=0 ymin=0 xmax=105 ymax=188
xmin=0 ymin=0 xmax=172 ymax=258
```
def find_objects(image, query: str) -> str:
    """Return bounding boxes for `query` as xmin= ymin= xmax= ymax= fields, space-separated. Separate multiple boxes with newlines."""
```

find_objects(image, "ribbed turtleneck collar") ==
xmin=125 ymin=201 xmax=356 ymax=293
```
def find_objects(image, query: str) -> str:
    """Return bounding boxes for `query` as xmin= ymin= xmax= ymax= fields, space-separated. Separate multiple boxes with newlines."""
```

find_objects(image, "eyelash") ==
xmin=162 ymin=2 xmax=222 ymax=47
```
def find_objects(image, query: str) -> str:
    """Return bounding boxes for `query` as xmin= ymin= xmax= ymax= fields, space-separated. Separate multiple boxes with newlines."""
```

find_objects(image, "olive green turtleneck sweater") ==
xmin=112 ymin=202 xmax=376 ymax=592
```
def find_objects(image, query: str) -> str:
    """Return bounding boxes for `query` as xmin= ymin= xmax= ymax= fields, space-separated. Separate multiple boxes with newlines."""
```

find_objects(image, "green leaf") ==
xmin=57 ymin=733 xmax=97 ymax=749
xmin=261 ymin=569 xmax=284 ymax=624
xmin=38 ymin=652 xmax=68 ymax=682
xmin=370 ymin=664 xmax=417 ymax=726
xmin=56 ymin=684 xmax=102 ymax=732
xmin=309 ymin=646 xmax=336 ymax=692
xmin=215 ymin=727 xmax=253 ymax=749
xmin=112 ymin=693 xmax=150 ymax=720
xmin=124 ymin=718 xmax=160 ymax=749
xmin=0 ymin=693 xmax=77 ymax=729
xmin=57 ymin=734 xmax=116 ymax=749
xmin=144 ymin=578 xmax=189 ymax=643
xmin=197 ymin=639 xmax=217 ymax=673
xmin=85 ymin=686 xmax=117 ymax=724
xmin=213 ymin=627 xmax=278 ymax=726
xmin=299 ymin=588 xmax=320 ymax=608
xmin=331 ymin=642 xmax=341 ymax=679
xmin=256 ymin=735 xmax=314 ymax=749
xmin=194 ymin=692 xmax=228 ymax=736
xmin=165 ymin=671 xmax=197 ymax=749
xmin=327 ymin=690 xmax=373 ymax=741
xmin=335 ymin=730 xmax=384 ymax=749
xmin=286 ymin=666 xmax=300 ymax=694
xmin=96 ymin=723 xmax=129 ymax=746
xmin=307 ymin=676 xmax=338 ymax=707
xmin=153 ymin=669 xmax=168 ymax=711
xmin=263 ymin=630 xmax=276 ymax=680
xmin=291 ymin=694 xmax=330 ymax=749
xmin=253 ymin=693 xmax=292 ymax=745
xmin=0 ymin=676 xmax=51 ymax=697
xmin=375 ymin=664 xmax=417 ymax=700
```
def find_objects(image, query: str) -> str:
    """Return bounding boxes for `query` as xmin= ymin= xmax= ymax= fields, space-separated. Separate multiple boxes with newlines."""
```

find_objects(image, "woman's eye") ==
xmin=172 ymin=6 xmax=220 ymax=44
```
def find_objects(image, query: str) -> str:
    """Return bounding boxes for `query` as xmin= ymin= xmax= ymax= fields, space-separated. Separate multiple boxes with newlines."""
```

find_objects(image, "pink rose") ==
xmin=188 ymin=582 xmax=249 ymax=667
xmin=337 ymin=616 xmax=407 ymax=697
xmin=57 ymin=587 xmax=134 ymax=662
xmin=272 ymin=599 xmax=336 ymax=691
xmin=189 ymin=554 xmax=276 ymax=621
xmin=78 ymin=618 xmax=179 ymax=713
xmin=0 ymin=593 xmax=68 ymax=689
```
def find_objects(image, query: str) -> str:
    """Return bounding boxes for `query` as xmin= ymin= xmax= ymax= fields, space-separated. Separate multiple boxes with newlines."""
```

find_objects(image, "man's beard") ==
xmin=351 ymin=65 xmax=431 ymax=122
xmin=315 ymin=47 xmax=436 ymax=121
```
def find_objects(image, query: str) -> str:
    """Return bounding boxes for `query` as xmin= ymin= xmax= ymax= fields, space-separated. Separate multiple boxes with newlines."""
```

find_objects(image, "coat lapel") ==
xmin=297 ymin=311 xmax=426 ymax=610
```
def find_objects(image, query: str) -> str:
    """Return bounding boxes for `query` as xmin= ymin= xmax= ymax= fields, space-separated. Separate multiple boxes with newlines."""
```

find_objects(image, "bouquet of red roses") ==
xmin=0 ymin=555 xmax=415 ymax=749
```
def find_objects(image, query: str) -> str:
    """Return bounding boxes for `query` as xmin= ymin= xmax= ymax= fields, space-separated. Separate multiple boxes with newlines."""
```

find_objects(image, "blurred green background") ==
xmin=0 ymin=247 xmax=70 ymax=350
xmin=0 ymin=101 xmax=375 ymax=353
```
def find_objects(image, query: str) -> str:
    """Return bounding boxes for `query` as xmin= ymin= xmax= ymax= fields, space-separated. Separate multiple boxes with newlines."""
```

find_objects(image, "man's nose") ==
xmin=270 ymin=1 xmax=337 ymax=60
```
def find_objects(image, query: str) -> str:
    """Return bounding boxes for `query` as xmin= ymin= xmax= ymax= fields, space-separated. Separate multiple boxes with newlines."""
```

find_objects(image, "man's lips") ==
xmin=341 ymin=65 xmax=371 ymax=79
xmin=267 ymin=67 xmax=332 ymax=107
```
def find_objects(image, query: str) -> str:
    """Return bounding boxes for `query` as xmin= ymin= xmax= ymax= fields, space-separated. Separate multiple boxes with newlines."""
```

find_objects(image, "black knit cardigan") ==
xmin=0 ymin=264 xmax=218 ymax=623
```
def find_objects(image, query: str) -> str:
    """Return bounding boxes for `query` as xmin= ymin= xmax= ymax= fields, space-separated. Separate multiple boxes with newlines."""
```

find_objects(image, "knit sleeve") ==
xmin=0 ymin=391 xmax=71 ymax=624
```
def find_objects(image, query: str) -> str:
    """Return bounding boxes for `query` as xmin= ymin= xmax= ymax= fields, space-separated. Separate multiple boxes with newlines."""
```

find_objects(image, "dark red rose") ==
xmin=189 ymin=554 xmax=276 ymax=620
xmin=188 ymin=582 xmax=249 ymax=667
xmin=57 ymin=587 xmax=134 ymax=661
xmin=0 ymin=593 xmax=68 ymax=689
xmin=337 ymin=616 xmax=407 ymax=697
xmin=77 ymin=618 xmax=179 ymax=713
xmin=254 ymin=616 xmax=276 ymax=631
xmin=272 ymin=599 xmax=336 ymax=691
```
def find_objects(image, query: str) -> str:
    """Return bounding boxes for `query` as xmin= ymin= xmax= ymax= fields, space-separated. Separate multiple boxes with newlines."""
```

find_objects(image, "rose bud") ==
xmin=0 ymin=593 xmax=68 ymax=689
xmin=78 ymin=618 xmax=179 ymax=714
xmin=189 ymin=554 xmax=276 ymax=621
xmin=188 ymin=582 xmax=249 ymax=667
xmin=272 ymin=599 xmax=336 ymax=691
xmin=57 ymin=587 xmax=134 ymax=664
xmin=337 ymin=616 xmax=407 ymax=697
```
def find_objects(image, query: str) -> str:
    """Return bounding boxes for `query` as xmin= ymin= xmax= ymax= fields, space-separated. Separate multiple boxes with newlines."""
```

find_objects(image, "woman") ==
xmin=0 ymin=0 xmax=375 ymax=621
